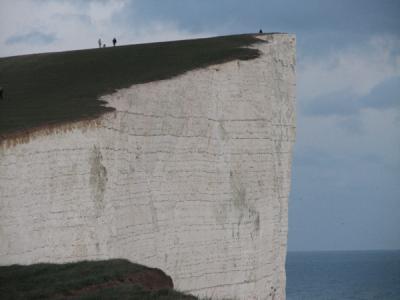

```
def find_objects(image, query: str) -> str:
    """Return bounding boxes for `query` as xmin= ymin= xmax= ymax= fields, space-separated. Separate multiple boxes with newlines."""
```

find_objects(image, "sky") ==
xmin=0 ymin=0 xmax=399 ymax=251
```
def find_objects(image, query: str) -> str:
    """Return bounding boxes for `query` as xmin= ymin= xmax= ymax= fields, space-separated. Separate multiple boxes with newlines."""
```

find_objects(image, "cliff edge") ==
xmin=0 ymin=33 xmax=296 ymax=299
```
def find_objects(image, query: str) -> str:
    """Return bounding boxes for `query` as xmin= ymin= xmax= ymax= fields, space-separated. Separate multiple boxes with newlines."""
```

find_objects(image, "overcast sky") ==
xmin=1 ymin=0 xmax=399 ymax=251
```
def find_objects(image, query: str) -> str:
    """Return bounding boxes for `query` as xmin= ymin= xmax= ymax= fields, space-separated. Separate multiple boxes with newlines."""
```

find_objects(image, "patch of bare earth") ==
xmin=55 ymin=268 xmax=174 ymax=299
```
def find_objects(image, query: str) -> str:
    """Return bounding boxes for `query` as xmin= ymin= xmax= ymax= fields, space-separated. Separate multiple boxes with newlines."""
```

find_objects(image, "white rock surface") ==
xmin=0 ymin=34 xmax=295 ymax=299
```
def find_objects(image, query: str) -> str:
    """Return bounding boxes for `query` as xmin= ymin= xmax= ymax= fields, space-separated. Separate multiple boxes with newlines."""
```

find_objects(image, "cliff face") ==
xmin=0 ymin=34 xmax=295 ymax=299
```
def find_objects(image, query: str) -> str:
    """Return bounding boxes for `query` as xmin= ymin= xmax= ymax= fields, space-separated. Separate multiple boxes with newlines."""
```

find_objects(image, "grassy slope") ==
xmin=0 ymin=259 xmax=197 ymax=300
xmin=0 ymin=34 xmax=261 ymax=138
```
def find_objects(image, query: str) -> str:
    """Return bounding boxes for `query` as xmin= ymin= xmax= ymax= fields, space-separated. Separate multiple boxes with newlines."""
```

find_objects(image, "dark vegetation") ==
xmin=0 ymin=259 xmax=198 ymax=299
xmin=0 ymin=34 xmax=261 ymax=139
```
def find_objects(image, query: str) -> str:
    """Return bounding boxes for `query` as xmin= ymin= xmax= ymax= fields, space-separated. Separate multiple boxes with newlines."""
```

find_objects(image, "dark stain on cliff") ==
xmin=89 ymin=145 xmax=107 ymax=213
xmin=223 ymin=169 xmax=261 ymax=238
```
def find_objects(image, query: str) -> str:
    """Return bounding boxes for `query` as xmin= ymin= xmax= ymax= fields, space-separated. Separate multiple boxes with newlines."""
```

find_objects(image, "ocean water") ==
xmin=286 ymin=250 xmax=400 ymax=300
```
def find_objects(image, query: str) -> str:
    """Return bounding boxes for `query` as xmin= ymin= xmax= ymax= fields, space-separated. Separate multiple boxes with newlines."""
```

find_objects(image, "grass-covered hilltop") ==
xmin=0 ymin=34 xmax=262 ymax=140
xmin=0 ymin=259 xmax=198 ymax=300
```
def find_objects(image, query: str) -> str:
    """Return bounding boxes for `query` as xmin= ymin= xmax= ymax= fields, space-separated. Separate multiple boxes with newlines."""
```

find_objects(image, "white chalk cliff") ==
xmin=0 ymin=34 xmax=295 ymax=299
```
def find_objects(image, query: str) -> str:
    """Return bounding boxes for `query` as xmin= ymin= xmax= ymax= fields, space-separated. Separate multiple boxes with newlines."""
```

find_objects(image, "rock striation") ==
xmin=0 ymin=34 xmax=295 ymax=299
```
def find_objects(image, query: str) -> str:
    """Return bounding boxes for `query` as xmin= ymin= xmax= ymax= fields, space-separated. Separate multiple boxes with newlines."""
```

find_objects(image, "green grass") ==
xmin=0 ymin=34 xmax=261 ymax=138
xmin=0 ymin=259 xmax=198 ymax=300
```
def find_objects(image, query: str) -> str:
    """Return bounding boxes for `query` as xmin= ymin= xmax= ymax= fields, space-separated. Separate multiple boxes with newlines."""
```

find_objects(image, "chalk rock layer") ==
xmin=0 ymin=34 xmax=295 ymax=299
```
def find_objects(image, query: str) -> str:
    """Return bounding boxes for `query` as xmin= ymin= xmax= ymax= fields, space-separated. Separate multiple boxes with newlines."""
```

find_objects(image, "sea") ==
xmin=286 ymin=250 xmax=400 ymax=300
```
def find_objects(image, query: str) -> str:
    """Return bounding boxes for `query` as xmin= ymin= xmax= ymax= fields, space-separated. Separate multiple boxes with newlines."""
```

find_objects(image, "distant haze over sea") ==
xmin=286 ymin=250 xmax=400 ymax=300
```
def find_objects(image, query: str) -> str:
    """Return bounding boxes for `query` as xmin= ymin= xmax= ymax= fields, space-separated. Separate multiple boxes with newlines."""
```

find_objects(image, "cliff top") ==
xmin=0 ymin=33 xmax=268 ymax=140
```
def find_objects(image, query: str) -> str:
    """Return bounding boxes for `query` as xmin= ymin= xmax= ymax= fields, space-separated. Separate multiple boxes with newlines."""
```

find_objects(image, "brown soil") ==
xmin=56 ymin=268 xmax=174 ymax=299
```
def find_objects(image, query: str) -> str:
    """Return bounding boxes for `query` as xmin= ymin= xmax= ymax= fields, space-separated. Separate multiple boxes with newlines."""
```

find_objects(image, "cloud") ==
xmin=5 ymin=31 xmax=56 ymax=45
xmin=362 ymin=75 xmax=400 ymax=110
xmin=303 ymin=89 xmax=359 ymax=116
xmin=119 ymin=0 xmax=400 ymax=38
xmin=296 ymin=107 xmax=400 ymax=171
xmin=303 ymin=75 xmax=400 ymax=117
xmin=299 ymin=35 xmax=400 ymax=118
xmin=0 ymin=0 xmax=211 ymax=57
xmin=299 ymin=35 xmax=400 ymax=100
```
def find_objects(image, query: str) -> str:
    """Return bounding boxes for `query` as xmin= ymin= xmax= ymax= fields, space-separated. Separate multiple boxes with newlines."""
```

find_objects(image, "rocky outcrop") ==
xmin=0 ymin=34 xmax=295 ymax=299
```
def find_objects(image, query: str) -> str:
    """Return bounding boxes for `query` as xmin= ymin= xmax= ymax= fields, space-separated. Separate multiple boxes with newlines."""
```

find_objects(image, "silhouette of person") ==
xmin=98 ymin=38 xmax=102 ymax=48
xmin=113 ymin=37 xmax=117 ymax=47
xmin=259 ymin=29 xmax=263 ymax=34
xmin=103 ymin=44 xmax=106 ymax=48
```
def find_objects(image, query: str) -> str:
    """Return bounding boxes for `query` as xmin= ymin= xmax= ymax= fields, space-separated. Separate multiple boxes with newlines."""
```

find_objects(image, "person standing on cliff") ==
xmin=113 ymin=37 xmax=117 ymax=47
xmin=98 ymin=38 xmax=102 ymax=48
